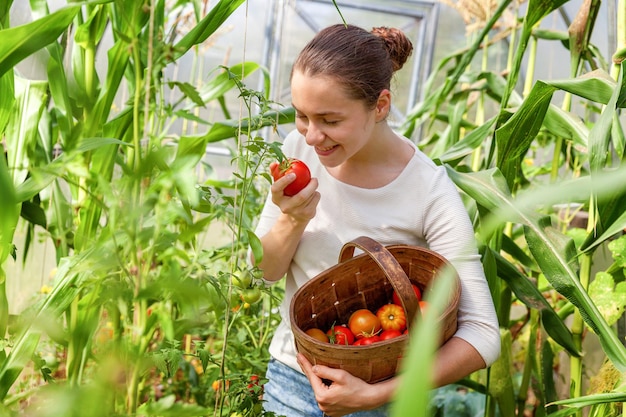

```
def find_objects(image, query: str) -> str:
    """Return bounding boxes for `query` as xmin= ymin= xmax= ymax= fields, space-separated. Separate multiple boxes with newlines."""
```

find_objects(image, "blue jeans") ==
xmin=262 ymin=358 xmax=390 ymax=417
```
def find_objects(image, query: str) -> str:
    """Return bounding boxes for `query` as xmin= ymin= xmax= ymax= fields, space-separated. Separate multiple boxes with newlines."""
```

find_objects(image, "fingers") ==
xmin=271 ymin=177 xmax=320 ymax=220
xmin=297 ymin=353 xmax=325 ymax=387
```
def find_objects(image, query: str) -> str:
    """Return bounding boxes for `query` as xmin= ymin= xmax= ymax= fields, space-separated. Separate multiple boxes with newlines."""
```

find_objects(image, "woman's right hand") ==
xmin=270 ymin=172 xmax=320 ymax=223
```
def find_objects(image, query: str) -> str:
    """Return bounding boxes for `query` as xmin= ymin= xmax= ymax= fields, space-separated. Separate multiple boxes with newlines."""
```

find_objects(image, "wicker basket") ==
xmin=289 ymin=236 xmax=461 ymax=383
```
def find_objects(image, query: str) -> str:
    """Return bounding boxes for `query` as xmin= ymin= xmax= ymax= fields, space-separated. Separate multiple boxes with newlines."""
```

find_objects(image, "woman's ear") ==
xmin=375 ymin=89 xmax=391 ymax=121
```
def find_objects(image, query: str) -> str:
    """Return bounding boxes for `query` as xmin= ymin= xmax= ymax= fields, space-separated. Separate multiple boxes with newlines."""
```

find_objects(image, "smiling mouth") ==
xmin=316 ymin=145 xmax=338 ymax=152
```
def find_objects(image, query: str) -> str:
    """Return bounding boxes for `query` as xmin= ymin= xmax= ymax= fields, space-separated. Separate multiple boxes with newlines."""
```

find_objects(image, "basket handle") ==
xmin=339 ymin=236 xmax=420 ymax=328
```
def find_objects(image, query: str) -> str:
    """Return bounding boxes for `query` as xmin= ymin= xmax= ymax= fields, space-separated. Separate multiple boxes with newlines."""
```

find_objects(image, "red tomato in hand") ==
xmin=270 ymin=158 xmax=311 ymax=196
xmin=327 ymin=324 xmax=355 ymax=345
xmin=353 ymin=335 xmax=381 ymax=346
xmin=348 ymin=309 xmax=381 ymax=338
xmin=392 ymin=283 xmax=422 ymax=306
xmin=376 ymin=304 xmax=407 ymax=332
xmin=379 ymin=329 xmax=403 ymax=340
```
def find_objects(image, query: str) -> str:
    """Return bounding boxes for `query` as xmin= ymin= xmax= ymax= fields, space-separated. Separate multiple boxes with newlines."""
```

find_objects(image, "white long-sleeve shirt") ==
xmin=254 ymin=129 xmax=500 ymax=373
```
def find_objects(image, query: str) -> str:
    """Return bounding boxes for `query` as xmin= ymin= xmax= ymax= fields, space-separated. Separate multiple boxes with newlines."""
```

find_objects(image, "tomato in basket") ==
xmin=305 ymin=328 xmax=329 ymax=343
xmin=376 ymin=304 xmax=407 ymax=332
xmin=327 ymin=324 xmax=355 ymax=345
xmin=348 ymin=309 xmax=381 ymax=338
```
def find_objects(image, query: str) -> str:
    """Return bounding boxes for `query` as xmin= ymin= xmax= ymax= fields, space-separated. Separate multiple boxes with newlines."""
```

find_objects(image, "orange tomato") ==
xmin=376 ymin=304 xmax=407 ymax=332
xmin=348 ymin=309 xmax=382 ymax=338
xmin=305 ymin=328 xmax=329 ymax=343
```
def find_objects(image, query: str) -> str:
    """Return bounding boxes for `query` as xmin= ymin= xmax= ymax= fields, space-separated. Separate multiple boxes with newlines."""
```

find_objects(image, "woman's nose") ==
xmin=304 ymin=122 xmax=324 ymax=146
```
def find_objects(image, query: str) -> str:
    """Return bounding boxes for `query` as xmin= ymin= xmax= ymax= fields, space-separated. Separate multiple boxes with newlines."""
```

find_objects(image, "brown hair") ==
xmin=291 ymin=24 xmax=413 ymax=108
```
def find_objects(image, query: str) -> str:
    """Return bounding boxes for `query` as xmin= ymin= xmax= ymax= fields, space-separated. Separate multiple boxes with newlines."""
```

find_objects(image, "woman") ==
xmin=253 ymin=24 xmax=500 ymax=417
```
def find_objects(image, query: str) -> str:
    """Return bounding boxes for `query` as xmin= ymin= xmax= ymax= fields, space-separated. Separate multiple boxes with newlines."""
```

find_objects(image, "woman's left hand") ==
xmin=297 ymin=353 xmax=396 ymax=417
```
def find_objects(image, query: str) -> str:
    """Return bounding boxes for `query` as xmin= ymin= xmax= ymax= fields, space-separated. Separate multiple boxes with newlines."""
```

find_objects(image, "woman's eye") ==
xmin=324 ymin=120 xmax=338 ymax=125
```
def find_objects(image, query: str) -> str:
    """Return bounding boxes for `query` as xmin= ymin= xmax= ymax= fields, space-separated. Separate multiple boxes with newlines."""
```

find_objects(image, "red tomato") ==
xmin=305 ymin=328 xmax=329 ymax=343
xmin=348 ymin=309 xmax=381 ymax=338
xmin=353 ymin=335 xmax=381 ymax=346
xmin=379 ymin=329 xmax=403 ymax=340
xmin=376 ymin=304 xmax=407 ymax=332
xmin=247 ymin=374 xmax=263 ymax=395
xmin=327 ymin=324 xmax=355 ymax=345
xmin=270 ymin=158 xmax=311 ymax=196
xmin=392 ymin=283 xmax=422 ymax=306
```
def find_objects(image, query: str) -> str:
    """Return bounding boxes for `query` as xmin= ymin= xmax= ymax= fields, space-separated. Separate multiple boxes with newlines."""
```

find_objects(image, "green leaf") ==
xmin=247 ymin=230 xmax=263 ymax=265
xmin=589 ymin=63 xmax=625 ymax=172
xmin=0 ymin=155 xmax=19 ymax=263
xmin=436 ymin=116 xmax=497 ymax=165
xmin=495 ymin=81 xmax=556 ymax=189
xmin=20 ymin=201 xmax=47 ymax=228
xmin=0 ymin=65 xmax=13 ymax=135
xmin=525 ymin=0 xmax=570 ymax=31
xmin=0 ymin=5 xmax=80 ymax=78
xmin=549 ymin=392 xmax=626 ymax=409
xmin=588 ymin=272 xmax=626 ymax=326
xmin=525 ymin=219 xmax=626 ymax=370
xmin=546 ymin=70 xmax=618 ymax=105
xmin=583 ymin=208 xmax=626 ymax=252
xmin=579 ymin=63 xmax=626 ymax=253
xmin=6 ymin=78 xmax=48 ymax=186
xmin=198 ymin=62 xmax=267 ymax=104
xmin=174 ymin=0 xmax=246 ymax=59
xmin=608 ymin=236 xmax=626 ymax=267
xmin=169 ymin=81 xmax=205 ymax=107
xmin=542 ymin=104 xmax=589 ymax=148
xmin=492 ymin=249 xmax=580 ymax=356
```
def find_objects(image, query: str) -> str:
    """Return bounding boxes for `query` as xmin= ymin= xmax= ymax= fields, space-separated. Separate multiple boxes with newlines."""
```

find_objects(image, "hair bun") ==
xmin=371 ymin=27 xmax=413 ymax=71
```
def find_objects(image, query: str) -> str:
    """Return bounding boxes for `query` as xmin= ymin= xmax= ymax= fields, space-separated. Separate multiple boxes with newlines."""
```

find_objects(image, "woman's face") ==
xmin=290 ymin=71 xmax=386 ymax=168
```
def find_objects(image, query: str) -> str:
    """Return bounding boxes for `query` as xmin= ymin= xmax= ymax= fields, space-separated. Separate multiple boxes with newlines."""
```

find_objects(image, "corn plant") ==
xmin=392 ymin=0 xmax=626 ymax=415
xmin=1 ymin=0 xmax=292 ymax=415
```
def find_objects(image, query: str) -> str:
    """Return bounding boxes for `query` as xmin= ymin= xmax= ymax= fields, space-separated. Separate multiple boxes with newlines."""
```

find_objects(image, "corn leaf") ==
xmin=447 ymin=167 xmax=626 ymax=370
xmin=0 ymin=5 xmax=79 ymax=78
xmin=491 ymin=248 xmax=580 ymax=356
xmin=173 ymin=0 xmax=246 ymax=59
xmin=495 ymin=81 xmax=556 ymax=189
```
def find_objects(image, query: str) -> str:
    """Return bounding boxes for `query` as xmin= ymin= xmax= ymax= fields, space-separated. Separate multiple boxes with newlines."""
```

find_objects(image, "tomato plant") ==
xmin=270 ymin=158 xmax=311 ymax=196
xmin=327 ymin=324 xmax=355 ymax=345
xmin=247 ymin=374 xmax=263 ymax=395
xmin=392 ymin=283 xmax=422 ymax=306
xmin=376 ymin=304 xmax=407 ymax=332
xmin=348 ymin=309 xmax=382 ymax=338
xmin=305 ymin=328 xmax=330 ymax=343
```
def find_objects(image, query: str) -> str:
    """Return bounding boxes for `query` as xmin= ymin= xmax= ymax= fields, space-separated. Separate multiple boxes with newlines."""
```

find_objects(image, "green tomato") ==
xmin=251 ymin=267 xmax=265 ymax=280
xmin=232 ymin=271 xmax=252 ymax=289
xmin=241 ymin=287 xmax=262 ymax=304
